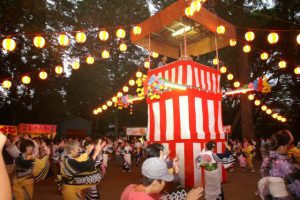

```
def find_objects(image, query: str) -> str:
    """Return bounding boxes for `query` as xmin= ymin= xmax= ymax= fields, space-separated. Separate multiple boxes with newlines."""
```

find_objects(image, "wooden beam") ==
xmin=132 ymin=37 xmax=179 ymax=59
xmin=187 ymin=36 xmax=230 ymax=56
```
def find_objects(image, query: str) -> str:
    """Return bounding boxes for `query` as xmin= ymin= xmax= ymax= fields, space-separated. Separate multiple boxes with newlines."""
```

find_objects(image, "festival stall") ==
xmin=0 ymin=125 xmax=18 ymax=135
xmin=18 ymin=123 xmax=57 ymax=138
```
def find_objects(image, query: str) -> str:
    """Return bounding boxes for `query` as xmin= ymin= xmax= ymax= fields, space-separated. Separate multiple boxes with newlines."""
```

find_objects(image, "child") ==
xmin=236 ymin=147 xmax=246 ymax=171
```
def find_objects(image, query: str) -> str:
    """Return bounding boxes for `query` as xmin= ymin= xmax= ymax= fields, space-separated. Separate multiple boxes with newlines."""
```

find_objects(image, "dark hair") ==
xmin=83 ymin=139 xmax=95 ymax=147
xmin=146 ymin=143 xmax=164 ymax=158
xmin=141 ymin=175 xmax=162 ymax=186
xmin=206 ymin=141 xmax=216 ymax=150
xmin=270 ymin=130 xmax=291 ymax=150
xmin=19 ymin=139 xmax=35 ymax=153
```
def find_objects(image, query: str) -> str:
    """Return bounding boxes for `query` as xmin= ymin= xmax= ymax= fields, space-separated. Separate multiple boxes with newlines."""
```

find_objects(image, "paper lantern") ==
xmin=261 ymin=105 xmax=267 ymax=111
xmin=266 ymin=109 xmax=272 ymax=115
xmin=272 ymin=113 xmax=278 ymax=118
xmin=190 ymin=0 xmax=202 ymax=12
xmin=107 ymin=101 xmax=113 ymax=106
xmin=216 ymin=25 xmax=225 ymax=34
xmin=97 ymin=107 xmax=102 ymax=113
xmin=2 ymin=80 xmax=12 ymax=89
xmin=33 ymin=36 xmax=46 ymax=48
xmin=129 ymin=79 xmax=135 ymax=86
xmin=245 ymin=31 xmax=255 ymax=42
xmin=133 ymin=26 xmax=142 ymax=35
xmin=116 ymin=28 xmax=126 ymax=39
xmin=278 ymin=61 xmax=287 ymax=69
xmin=243 ymin=45 xmax=251 ymax=53
xmin=254 ymin=100 xmax=261 ymax=106
xmin=297 ymin=33 xmax=300 ymax=45
xmin=2 ymin=38 xmax=16 ymax=51
xmin=119 ymin=43 xmax=127 ymax=52
xmin=86 ymin=55 xmax=95 ymax=64
xmin=136 ymin=71 xmax=142 ymax=78
xmin=144 ymin=61 xmax=150 ymax=69
xmin=281 ymin=117 xmax=287 ymax=123
xmin=213 ymin=58 xmax=219 ymax=65
xmin=123 ymin=86 xmax=129 ymax=93
xmin=58 ymin=34 xmax=69 ymax=46
xmin=55 ymin=65 xmax=63 ymax=74
xmin=233 ymin=81 xmax=240 ymax=88
xmin=102 ymin=105 xmax=108 ymax=110
xmin=102 ymin=50 xmax=110 ymax=59
xmin=220 ymin=66 xmax=227 ymax=73
xmin=185 ymin=6 xmax=195 ymax=17
xmin=22 ymin=75 xmax=31 ymax=84
xmin=227 ymin=73 xmax=234 ymax=80
xmin=99 ymin=30 xmax=109 ymax=41
xmin=117 ymin=92 xmax=123 ymax=97
xmin=229 ymin=39 xmax=237 ymax=46
xmin=260 ymin=52 xmax=269 ymax=60
xmin=152 ymin=52 xmax=159 ymax=58
xmin=277 ymin=115 xmax=282 ymax=121
xmin=93 ymin=109 xmax=98 ymax=115
xmin=76 ymin=32 xmax=86 ymax=43
xmin=112 ymin=97 xmax=118 ymax=103
xmin=267 ymin=32 xmax=279 ymax=44
xmin=248 ymin=94 xmax=254 ymax=100
xmin=294 ymin=67 xmax=300 ymax=75
xmin=72 ymin=61 xmax=80 ymax=70
xmin=39 ymin=71 xmax=48 ymax=80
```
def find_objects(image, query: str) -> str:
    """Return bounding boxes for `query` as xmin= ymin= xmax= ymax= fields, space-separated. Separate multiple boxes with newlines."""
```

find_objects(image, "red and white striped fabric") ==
xmin=146 ymin=61 xmax=226 ymax=187
xmin=150 ymin=60 xmax=221 ymax=93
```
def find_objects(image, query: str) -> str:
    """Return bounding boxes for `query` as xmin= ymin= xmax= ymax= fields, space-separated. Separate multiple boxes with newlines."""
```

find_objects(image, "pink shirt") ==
xmin=121 ymin=184 xmax=154 ymax=200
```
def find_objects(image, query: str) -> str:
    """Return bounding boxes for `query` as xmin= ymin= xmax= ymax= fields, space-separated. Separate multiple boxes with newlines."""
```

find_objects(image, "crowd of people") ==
xmin=0 ymin=129 xmax=299 ymax=200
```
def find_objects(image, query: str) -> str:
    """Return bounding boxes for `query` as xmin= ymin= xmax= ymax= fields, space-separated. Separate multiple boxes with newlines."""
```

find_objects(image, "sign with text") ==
xmin=18 ymin=123 xmax=57 ymax=135
xmin=0 ymin=125 xmax=17 ymax=135
xmin=126 ymin=127 xmax=147 ymax=136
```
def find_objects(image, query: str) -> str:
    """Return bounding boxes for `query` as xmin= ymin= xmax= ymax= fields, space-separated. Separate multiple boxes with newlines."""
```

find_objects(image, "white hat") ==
xmin=141 ymin=157 xmax=174 ymax=182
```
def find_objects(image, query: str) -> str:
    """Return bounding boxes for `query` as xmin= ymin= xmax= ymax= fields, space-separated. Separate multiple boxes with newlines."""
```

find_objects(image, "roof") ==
xmin=131 ymin=0 xmax=236 ymax=59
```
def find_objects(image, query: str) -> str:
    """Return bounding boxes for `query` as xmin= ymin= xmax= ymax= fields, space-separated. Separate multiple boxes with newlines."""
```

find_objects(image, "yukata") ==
xmin=134 ymin=142 xmax=142 ymax=166
xmin=13 ymin=153 xmax=49 ymax=200
xmin=102 ymin=145 xmax=113 ymax=168
xmin=59 ymin=153 xmax=102 ymax=200
xmin=243 ymin=145 xmax=255 ymax=171
xmin=195 ymin=150 xmax=223 ymax=200
xmin=258 ymin=151 xmax=300 ymax=200
xmin=121 ymin=146 xmax=132 ymax=172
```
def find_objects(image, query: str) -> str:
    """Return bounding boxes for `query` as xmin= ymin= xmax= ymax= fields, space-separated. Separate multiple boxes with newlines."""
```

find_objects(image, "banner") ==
xmin=126 ymin=127 xmax=147 ymax=136
xmin=0 ymin=125 xmax=17 ymax=135
xmin=18 ymin=123 xmax=57 ymax=135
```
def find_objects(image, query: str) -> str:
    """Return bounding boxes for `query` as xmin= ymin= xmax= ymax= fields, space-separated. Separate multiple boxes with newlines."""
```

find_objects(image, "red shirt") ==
xmin=121 ymin=184 xmax=155 ymax=200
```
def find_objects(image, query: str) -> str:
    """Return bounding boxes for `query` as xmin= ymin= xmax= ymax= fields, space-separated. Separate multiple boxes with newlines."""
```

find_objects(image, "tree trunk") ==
xmin=237 ymin=35 xmax=255 ymax=139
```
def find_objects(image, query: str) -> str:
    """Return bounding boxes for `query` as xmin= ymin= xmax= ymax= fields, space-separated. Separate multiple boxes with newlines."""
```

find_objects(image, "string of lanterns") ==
xmin=92 ymin=68 xmax=147 ymax=116
xmin=247 ymin=93 xmax=287 ymax=123
xmin=1 ymin=25 xmax=142 ymax=52
xmin=219 ymin=59 xmax=288 ymax=123
xmin=214 ymin=26 xmax=300 ymax=75
xmin=185 ymin=0 xmax=207 ymax=17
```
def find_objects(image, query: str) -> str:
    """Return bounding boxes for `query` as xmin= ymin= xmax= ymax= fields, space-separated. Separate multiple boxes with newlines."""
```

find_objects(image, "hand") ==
xmin=0 ymin=134 xmax=7 ymax=150
xmin=186 ymin=187 xmax=203 ymax=200
xmin=173 ymin=156 xmax=180 ymax=173
xmin=23 ymin=135 xmax=30 ymax=140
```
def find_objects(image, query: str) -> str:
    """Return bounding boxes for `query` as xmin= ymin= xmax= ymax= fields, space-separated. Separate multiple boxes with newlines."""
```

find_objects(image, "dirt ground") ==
xmin=32 ymin=158 xmax=261 ymax=200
